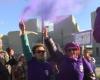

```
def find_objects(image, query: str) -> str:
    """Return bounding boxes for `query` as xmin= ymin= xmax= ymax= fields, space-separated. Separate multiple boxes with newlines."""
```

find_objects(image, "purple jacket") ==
xmin=28 ymin=58 xmax=53 ymax=80
xmin=21 ymin=35 xmax=53 ymax=80
xmin=45 ymin=37 xmax=95 ymax=80
xmin=82 ymin=58 xmax=96 ymax=80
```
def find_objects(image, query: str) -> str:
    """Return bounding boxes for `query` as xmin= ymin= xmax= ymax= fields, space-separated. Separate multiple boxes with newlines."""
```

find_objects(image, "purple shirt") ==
xmin=45 ymin=37 xmax=94 ymax=80
xmin=57 ymin=56 xmax=84 ymax=80
xmin=27 ymin=58 xmax=53 ymax=80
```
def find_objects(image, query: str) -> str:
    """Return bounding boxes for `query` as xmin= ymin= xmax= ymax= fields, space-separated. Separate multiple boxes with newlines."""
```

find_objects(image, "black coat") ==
xmin=0 ymin=61 xmax=10 ymax=80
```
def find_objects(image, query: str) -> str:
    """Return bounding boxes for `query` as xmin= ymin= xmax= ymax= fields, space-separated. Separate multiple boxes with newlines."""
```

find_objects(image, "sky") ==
xmin=0 ymin=0 xmax=100 ymax=35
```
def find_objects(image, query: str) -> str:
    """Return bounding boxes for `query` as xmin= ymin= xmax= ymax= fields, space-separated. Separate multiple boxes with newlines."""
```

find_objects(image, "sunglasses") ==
xmin=67 ymin=48 xmax=77 ymax=51
xmin=35 ymin=50 xmax=45 ymax=54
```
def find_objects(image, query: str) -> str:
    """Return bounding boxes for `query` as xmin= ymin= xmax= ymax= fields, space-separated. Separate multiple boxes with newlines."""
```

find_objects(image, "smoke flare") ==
xmin=21 ymin=0 xmax=91 ymax=23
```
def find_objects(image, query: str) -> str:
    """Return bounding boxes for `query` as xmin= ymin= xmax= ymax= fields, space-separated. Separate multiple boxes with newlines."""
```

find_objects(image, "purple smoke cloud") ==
xmin=21 ymin=0 xmax=90 ymax=23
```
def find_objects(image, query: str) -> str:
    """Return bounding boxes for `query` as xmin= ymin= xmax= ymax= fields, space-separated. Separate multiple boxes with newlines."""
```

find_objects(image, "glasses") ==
xmin=35 ymin=50 xmax=45 ymax=54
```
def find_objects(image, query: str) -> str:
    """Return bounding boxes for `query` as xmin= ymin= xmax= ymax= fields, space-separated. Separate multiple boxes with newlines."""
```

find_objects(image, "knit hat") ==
xmin=64 ymin=42 xmax=80 ymax=51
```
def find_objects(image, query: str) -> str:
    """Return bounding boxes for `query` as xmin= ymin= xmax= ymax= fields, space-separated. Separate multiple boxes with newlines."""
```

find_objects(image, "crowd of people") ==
xmin=0 ymin=20 xmax=97 ymax=80
xmin=0 ymin=47 xmax=27 ymax=80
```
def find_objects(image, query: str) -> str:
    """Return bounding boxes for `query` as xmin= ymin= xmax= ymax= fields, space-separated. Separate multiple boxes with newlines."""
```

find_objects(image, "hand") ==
xmin=19 ymin=20 xmax=26 ymax=34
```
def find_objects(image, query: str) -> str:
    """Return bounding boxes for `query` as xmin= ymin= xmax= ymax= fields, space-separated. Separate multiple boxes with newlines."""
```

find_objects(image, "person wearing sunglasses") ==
xmin=43 ymin=27 xmax=96 ymax=80
xmin=19 ymin=21 xmax=53 ymax=80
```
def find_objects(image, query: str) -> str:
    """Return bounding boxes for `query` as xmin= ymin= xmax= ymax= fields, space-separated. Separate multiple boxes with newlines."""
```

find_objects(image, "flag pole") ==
xmin=41 ymin=17 xmax=47 ymax=61
xmin=41 ymin=17 xmax=44 ymax=44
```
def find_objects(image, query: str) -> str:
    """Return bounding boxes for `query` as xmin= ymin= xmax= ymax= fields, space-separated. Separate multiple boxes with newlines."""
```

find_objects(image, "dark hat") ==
xmin=64 ymin=42 xmax=80 ymax=51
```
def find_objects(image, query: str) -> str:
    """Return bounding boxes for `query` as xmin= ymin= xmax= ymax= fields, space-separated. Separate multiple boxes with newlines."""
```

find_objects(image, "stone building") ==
xmin=1 ymin=15 xmax=79 ymax=54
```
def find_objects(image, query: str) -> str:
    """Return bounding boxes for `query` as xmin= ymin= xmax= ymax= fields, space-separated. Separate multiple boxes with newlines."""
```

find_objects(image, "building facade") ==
xmin=1 ymin=15 xmax=79 ymax=54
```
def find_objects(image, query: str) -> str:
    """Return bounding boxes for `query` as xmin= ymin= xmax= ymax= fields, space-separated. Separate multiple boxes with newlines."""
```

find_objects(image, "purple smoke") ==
xmin=21 ymin=0 xmax=90 ymax=23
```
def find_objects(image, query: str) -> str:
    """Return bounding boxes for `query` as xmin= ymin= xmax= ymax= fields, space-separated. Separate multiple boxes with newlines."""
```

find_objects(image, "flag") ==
xmin=93 ymin=7 xmax=100 ymax=43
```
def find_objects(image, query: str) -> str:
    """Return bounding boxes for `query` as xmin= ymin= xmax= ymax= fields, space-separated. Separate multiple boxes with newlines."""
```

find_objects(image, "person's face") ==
xmin=9 ymin=49 xmax=14 ymax=56
xmin=0 ymin=52 xmax=4 ymax=58
xmin=35 ymin=46 xmax=45 ymax=60
xmin=8 ymin=49 xmax=14 ymax=56
xmin=66 ymin=48 xmax=78 ymax=59
xmin=84 ymin=52 xmax=90 ymax=58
